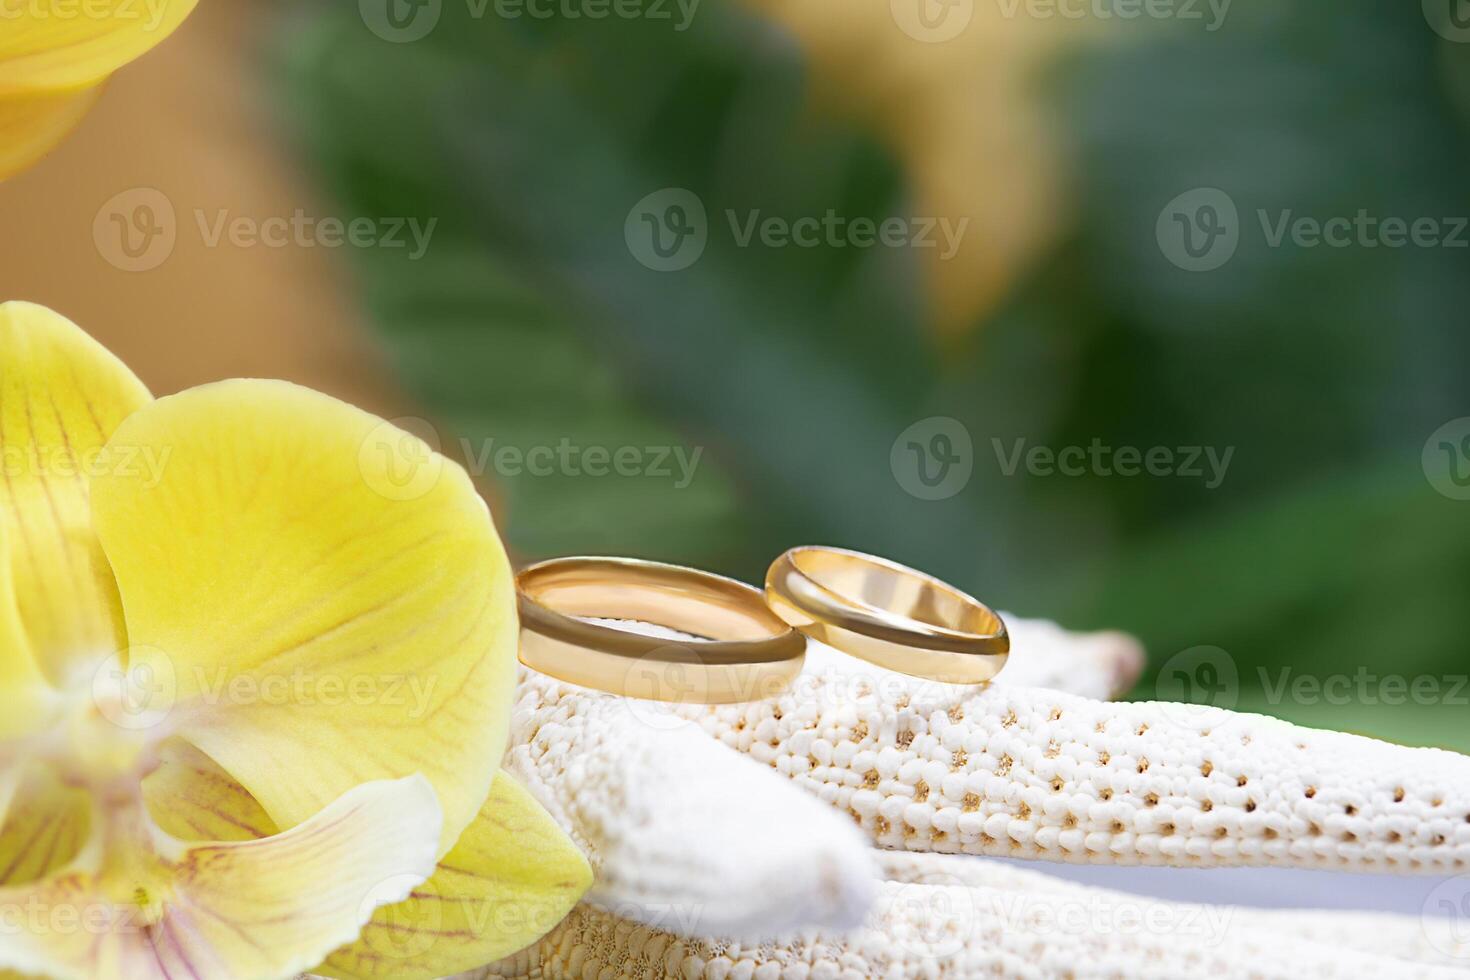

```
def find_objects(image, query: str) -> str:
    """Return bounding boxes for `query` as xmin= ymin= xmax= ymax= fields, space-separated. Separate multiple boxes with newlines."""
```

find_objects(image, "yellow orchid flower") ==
xmin=0 ymin=301 xmax=591 ymax=979
xmin=1 ymin=0 xmax=198 ymax=178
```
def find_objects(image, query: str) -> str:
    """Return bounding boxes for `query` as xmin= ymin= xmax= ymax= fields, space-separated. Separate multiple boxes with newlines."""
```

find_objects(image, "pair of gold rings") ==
xmin=516 ymin=546 xmax=1009 ymax=703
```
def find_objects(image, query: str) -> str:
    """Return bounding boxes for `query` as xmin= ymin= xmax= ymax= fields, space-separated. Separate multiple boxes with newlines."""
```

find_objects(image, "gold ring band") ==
xmin=516 ymin=556 xmax=806 ymax=703
xmin=764 ymin=546 xmax=1008 ymax=684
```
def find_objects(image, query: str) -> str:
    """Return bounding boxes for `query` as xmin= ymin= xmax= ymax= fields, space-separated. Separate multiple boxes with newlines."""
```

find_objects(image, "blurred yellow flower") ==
xmin=745 ymin=0 xmax=1107 ymax=337
xmin=0 ymin=302 xmax=589 ymax=979
xmin=0 ymin=0 xmax=197 ymax=177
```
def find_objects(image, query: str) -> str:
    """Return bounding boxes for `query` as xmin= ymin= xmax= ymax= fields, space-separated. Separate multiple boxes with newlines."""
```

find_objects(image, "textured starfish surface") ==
xmin=689 ymin=642 xmax=1470 ymax=874
xmin=321 ymin=616 xmax=1470 ymax=978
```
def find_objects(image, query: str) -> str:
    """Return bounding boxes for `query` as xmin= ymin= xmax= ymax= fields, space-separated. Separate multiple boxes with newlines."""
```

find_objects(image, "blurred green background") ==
xmin=274 ymin=0 xmax=1470 ymax=750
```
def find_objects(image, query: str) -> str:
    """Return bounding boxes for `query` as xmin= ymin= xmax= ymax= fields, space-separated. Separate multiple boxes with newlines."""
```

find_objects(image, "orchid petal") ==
xmin=0 ymin=302 xmax=150 ymax=688
xmin=0 ymin=775 xmax=440 ymax=980
xmin=90 ymin=380 xmax=516 ymax=855
xmin=141 ymin=739 xmax=279 ymax=843
xmin=0 ymin=84 xmax=101 ymax=179
xmin=0 ymin=764 xmax=88 ymax=887
xmin=0 ymin=0 xmax=197 ymax=95
xmin=321 ymin=770 xmax=591 ymax=980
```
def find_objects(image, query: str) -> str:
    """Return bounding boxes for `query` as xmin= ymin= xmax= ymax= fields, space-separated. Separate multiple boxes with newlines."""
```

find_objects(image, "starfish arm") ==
xmin=502 ymin=669 xmax=876 ymax=939
xmin=466 ymin=876 xmax=1463 ymax=980
xmin=985 ymin=614 xmax=1146 ymax=701
xmin=876 ymin=852 xmax=1470 ymax=971
xmin=689 ymin=652 xmax=1470 ymax=873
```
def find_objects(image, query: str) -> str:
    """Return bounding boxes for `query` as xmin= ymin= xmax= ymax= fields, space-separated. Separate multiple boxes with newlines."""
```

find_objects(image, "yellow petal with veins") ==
xmin=0 ymin=0 xmax=197 ymax=96
xmin=0 ymin=520 xmax=55 ymax=740
xmin=0 ymin=84 xmax=102 ymax=179
xmin=0 ymin=775 xmax=441 ymax=980
xmin=321 ymin=770 xmax=591 ymax=980
xmin=0 ymin=764 xmax=90 ymax=887
xmin=91 ymin=380 xmax=516 ymax=856
xmin=0 ymin=302 xmax=151 ymax=688
xmin=142 ymin=739 xmax=280 ymax=843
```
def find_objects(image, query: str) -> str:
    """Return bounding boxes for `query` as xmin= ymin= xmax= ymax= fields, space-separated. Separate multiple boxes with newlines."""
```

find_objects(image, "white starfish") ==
xmin=400 ymin=616 xmax=1470 ymax=977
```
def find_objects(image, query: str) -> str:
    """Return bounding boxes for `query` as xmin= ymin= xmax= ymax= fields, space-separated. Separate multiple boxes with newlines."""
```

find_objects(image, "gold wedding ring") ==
xmin=516 ymin=556 xmax=806 ymax=703
xmin=765 ymin=546 xmax=1009 ymax=684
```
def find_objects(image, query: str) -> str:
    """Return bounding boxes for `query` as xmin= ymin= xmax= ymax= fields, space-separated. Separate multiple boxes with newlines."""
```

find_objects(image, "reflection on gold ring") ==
xmin=765 ymin=546 xmax=1008 ymax=684
xmin=517 ymin=556 xmax=805 ymax=703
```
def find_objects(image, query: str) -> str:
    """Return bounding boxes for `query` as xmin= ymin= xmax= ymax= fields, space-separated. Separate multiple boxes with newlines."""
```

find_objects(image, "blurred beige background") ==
xmin=0 ymin=0 xmax=402 ymax=416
